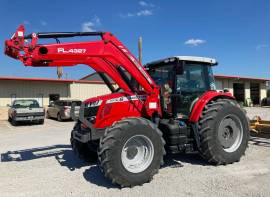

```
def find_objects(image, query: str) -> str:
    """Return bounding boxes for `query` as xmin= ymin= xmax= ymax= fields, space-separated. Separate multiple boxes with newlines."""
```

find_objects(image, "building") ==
xmin=0 ymin=73 xmax=269 ymax=108
xmin=215 ymin=75 xmax=269 ymax=105
xmin=0 ymin=76 xmax=110 ymax=107
xmin=82 ymin=73 xmax=270 ymax=106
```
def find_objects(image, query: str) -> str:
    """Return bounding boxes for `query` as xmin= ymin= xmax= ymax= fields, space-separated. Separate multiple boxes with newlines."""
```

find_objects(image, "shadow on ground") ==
xmin=5 ymin=118 xmax=74 ymax=127
xmin=3 ymin=137 xmax=268 ymax=189
xmin=249 ymin=136 xmax=270 ymax=147
xmin=0 ymin=143 xmax=210 ymax=188
xmin=6 ymin=120 xmax=43 ymax=127
xmin=83 ymin=166 xmax=120 ymax=188
xmin=46 ymin=117 xmax=74 ymax=122
xmin=0 ymin=144 xmax=90 ymax=171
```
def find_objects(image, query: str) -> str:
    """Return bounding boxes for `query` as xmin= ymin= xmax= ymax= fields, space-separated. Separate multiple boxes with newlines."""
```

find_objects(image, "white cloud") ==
xmin=92 ymin=15 xmax=101 ymax=25
xmin=81 ymin=15 xmax=101 ymax=32
xmin=120 ymin=9 xmax=153 ymax=18
xmin=256 ymin=44 xmax=268 ymax=50
xmin=139 ymin=1 xmax=148 ymax=6
xmin=40 ymin=20 xmax=47 ymax=26
xmin=184 ymin=38 xmax=206 ymax=46
xmin=127 ymin=13 xmax=134 ymax=17
xmin=137 ymin=9 xmax=153 ymax=16
xmin=120 ymin=1 xmax=155 ymax=18
xmin=82 ymin=22 xmax=95 ymax=32
xmin=23 ymin=20 xmax=30 ymax=25
xmin=139 ymin=1 xmax=155 ymax=7
xmin=120 ymin=13 xmax=133 ymax=18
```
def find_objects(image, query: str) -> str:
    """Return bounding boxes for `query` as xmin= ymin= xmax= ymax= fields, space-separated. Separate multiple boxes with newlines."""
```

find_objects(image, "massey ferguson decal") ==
xmin=118 ymin=45 xmax=153 ymax=84
xmin=106 ymin=95 xmax=147 ymax=104
xmin=57 ymin=48 xmax=86 ymax=54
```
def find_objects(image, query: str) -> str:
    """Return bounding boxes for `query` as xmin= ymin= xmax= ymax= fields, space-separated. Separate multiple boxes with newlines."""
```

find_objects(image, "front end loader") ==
xmin=4 ymin=25 xmax=250 ymax=187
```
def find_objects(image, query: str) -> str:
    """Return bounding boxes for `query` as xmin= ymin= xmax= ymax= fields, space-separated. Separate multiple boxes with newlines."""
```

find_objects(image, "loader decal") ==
xmin=106 ymin=95 xmax=147 ymax=104
xmin=118 ymin=45 xmax=153 ymax=85
xmin=57 ymin=48 xmax=86 ymax=54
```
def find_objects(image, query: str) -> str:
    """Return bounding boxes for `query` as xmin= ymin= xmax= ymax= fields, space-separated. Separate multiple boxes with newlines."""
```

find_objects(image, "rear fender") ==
xmin=189 ymin=91 xmax=235 ymax=123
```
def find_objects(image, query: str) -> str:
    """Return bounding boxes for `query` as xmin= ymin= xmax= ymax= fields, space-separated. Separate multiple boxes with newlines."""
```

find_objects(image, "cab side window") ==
xmin=149 ymin=65 xmax=174 ymax=115
xmin=176 ymin=64 xmax=206 ymax=92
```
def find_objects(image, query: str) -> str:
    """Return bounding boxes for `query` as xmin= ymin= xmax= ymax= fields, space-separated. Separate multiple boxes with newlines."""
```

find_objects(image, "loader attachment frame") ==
xmin=5 ymin=25 xmax=161 ymax=117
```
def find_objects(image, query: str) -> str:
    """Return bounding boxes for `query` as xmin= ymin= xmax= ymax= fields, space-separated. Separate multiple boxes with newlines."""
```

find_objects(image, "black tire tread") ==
xmin=198 ymin=98 xmax=249 ymax=165
xmin=98 ymin=117 xmax=165 ymax=187
xmin=70 ymin=123 xmax=98 ymax=162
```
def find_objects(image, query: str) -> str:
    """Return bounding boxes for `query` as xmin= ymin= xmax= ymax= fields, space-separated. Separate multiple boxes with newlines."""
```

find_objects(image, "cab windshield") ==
xmin=176 ymin=63 xmax=216 ymax=93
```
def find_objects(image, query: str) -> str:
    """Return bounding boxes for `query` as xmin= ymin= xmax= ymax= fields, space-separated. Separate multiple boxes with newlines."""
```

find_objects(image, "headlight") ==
xmin=86 ymin=100 xmax=102 ymax=108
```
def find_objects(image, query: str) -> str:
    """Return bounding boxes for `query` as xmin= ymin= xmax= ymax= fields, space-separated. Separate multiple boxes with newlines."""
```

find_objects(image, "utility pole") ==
xmin=138 ymin=36 xmax=143 ymax=64
xmin=57 ymin=67 xmax=63 ymax=79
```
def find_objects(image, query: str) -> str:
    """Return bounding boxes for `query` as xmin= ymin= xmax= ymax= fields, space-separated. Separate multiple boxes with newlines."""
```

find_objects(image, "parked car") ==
xmin=8 ymin=99 xmax=45 ymax=126
xmin=46 ymin=100 xmax=81 ymax=121
xmin=261 ymin=97 xmax=270 ymax=106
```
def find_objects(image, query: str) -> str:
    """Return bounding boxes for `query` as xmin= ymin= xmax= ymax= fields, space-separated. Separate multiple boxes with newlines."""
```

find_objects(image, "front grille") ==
xmin=84 ymin=106 xmax=99 ymax=117
xmin=16 ymin=112 xmax=44 ymax=117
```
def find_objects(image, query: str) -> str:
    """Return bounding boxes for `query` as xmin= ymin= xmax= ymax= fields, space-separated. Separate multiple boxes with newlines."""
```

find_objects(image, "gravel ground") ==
xmin=0 ymin=110 xmax=270 ymax=197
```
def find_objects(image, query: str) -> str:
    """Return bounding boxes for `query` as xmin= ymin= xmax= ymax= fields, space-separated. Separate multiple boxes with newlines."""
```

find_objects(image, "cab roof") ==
xmin=145 ymin=56 xmax=218 ymax=67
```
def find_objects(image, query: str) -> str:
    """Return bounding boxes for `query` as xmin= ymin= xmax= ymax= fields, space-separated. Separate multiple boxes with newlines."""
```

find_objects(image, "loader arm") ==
xmin=5 ymin=25 xmax=161 ymax=116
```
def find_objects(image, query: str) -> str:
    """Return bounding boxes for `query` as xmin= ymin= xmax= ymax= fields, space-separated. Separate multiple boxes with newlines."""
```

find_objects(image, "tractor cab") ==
xmin=145 ymin=56 xmax=217 ymax=119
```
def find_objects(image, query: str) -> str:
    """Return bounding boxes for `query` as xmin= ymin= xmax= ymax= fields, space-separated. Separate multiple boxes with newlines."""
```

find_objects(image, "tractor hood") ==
xmin=83 ymin=92 xmax=130 ymax=107
xmin=80 ymin=92 xmax=147 ymax=129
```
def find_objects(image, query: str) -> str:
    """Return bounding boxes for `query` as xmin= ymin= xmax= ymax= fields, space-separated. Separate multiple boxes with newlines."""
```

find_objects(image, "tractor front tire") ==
xmin=198 ymin=99 xmax=249 ymax=165
xmin=98 ymin=117 xmax=165 ymax=187
xmin=70 ymin=125 xmax=98 ymax=163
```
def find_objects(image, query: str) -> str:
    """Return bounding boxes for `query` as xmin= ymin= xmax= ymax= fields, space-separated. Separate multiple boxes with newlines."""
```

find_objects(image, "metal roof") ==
xmin=0 ymin=76 xmax=105 ymax=84
xmin=145 ymin=56 xmax=217 ymax=66
xmin=175 ymin=56 xmax=217 ymax=64
xmin=214 ymin=74 xmax=270 ymax=82
xmin=80 ymin=72 xmax=270 ymax=83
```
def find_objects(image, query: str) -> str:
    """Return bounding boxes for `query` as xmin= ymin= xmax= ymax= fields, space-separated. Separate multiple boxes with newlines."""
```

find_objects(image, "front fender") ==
xmin=189 ymin=91 xmax=235 ymax=123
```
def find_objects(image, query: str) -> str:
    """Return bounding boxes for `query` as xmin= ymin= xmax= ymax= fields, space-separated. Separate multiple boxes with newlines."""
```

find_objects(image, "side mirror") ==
xmin=6 ymin=104 xmax=10 ymax=107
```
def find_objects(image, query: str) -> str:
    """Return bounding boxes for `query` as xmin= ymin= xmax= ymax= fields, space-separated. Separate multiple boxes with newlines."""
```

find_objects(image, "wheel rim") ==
xmin=121 ymin=135 xmax=154 ymax=173
xmin=218 ymin=114 xmax=243 ymax=153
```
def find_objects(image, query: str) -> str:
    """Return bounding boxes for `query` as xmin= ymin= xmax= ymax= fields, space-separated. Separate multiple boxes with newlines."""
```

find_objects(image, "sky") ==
xmin=0 ymin=0 xmax=270 ymax=80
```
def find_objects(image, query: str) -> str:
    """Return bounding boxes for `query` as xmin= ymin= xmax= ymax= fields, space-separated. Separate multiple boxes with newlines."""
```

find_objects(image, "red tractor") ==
xmin=5 ymin=25 xmax=249 ymax=187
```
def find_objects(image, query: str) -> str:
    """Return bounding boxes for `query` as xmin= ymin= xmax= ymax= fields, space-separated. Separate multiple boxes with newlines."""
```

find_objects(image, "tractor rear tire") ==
xmin=98 ymin=117 xmax=166 ymax=187
xmin=198 ymin=99 xmax=249 ymax=165
xmin=70 ymin=124 xmax=98 ymax=162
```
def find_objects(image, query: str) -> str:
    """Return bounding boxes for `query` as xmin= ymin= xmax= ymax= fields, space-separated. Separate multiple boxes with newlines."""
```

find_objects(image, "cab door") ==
xmin=173 ymin=62 xmax=209 ymax=118
xmin=148 ymin=64 xmax=174 ymax=118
